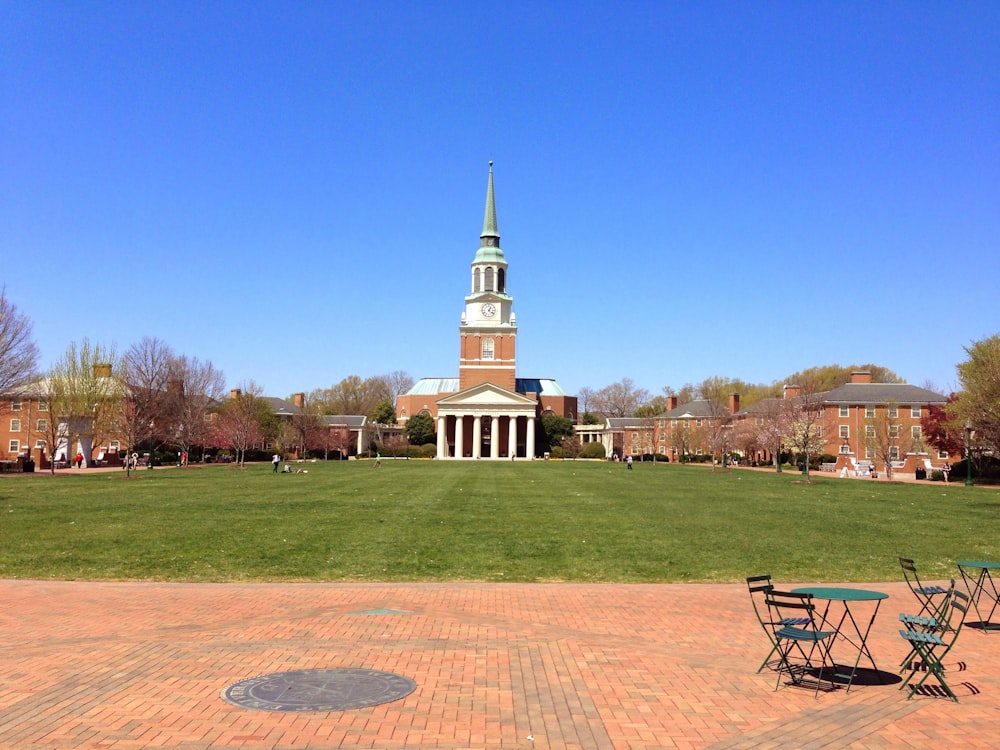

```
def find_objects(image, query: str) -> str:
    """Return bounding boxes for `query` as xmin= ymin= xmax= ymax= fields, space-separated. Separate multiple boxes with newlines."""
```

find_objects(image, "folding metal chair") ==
xmin=746 ymin=575 xmax=810 ymax=673
xmin=764 ymin=589 xmax=838 ymax=696
xmin=899 ymin=579 xmax=956 ymax=668
xmin=899 ymin=557 xmax=951 ymax=621
xmin=899 ymin=589 xmax=970 ymax=702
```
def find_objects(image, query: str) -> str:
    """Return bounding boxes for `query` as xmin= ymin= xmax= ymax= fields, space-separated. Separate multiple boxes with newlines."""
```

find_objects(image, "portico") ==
xmin=435 ymin=383 xmax=537 ymax=459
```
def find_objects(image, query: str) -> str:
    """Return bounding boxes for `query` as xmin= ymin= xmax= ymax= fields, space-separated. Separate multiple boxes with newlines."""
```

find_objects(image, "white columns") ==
xmin=526 ymin=417 xmax=535 ymax=459
xmin=437 ymin=416 xmax=447 ymax=459
xmin=472 ymin=415 xmax=482 ymax=459
xmin=491 ymin=416 xmax=500 ymax=458
xmin=508 ymin=416 xmax=518 ymax=458
xmin=455 ymin=416 xmax=464 ymax=459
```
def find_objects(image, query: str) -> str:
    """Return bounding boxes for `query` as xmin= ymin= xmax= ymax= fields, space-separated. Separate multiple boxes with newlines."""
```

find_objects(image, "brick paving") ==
xmin=1 ymin=578 xmax=998 ymax=749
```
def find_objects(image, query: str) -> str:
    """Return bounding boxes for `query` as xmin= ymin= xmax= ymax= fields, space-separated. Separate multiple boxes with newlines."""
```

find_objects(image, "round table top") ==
xmin=791 ymin=586 xmax=888 ymax=601
xmin=958 ymin=561 xmax=1000 ymax=570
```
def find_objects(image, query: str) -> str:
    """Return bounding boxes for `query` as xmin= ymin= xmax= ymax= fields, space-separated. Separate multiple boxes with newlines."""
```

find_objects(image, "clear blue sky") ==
xmin=4 ymin=1 xmax=998 ymax=400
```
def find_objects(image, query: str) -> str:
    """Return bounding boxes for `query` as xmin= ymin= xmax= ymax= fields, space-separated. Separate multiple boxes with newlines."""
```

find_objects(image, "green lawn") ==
xmin=1 ymin=460 xmax=995 ymax=583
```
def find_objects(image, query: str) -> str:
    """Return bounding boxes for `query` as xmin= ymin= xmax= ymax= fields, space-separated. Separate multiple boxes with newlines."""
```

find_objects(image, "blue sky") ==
xmin=3 ymin=1 xmax=998 ymax=400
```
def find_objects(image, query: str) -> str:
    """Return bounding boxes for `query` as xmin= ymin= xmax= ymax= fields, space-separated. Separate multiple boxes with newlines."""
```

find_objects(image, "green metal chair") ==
xmin=764 ymin=589 xmax=838 ymax=696
xmin=746 ymin=575 xmax=810 ymax=673
xmin=899 ymin=557 xmax=952 ymax=621
xmin=899 ymin=589 xmax=970 ymax=702
xmin=899 ymin=579 xmax=956 ymax=668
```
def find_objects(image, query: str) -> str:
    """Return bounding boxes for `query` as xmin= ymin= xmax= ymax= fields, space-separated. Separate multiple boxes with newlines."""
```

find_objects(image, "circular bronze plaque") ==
xmin=222 ymin=668 xmax=416 ymax=712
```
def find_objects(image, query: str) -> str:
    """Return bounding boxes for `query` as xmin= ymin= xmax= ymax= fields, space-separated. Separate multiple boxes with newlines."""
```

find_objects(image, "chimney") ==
xmin=93 ymin=363 xmax=112 ymax=378
xmin=851 ymin=371 xmax=872 ymax=384
xmin=293 ymin=393 xmax=305 ymax=408
xmin=167 ymin=379 xmax=184 ymax=395
xmin=784 ymin=384 xmax=801 ymax=400
xmin=667 ymin=396 xmax=678 ymax=411
xmin=230 ymin=388 xmax=242 ymax=399
xmin=728 ymin=393 xmax=740 ymax=414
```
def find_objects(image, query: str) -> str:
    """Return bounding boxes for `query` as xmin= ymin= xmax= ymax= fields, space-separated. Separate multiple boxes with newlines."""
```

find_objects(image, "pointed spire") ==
xmin=473 ymin=160 xmax=506 ymax=264
xmin=481 ymin=160 xmax=499 ymax=240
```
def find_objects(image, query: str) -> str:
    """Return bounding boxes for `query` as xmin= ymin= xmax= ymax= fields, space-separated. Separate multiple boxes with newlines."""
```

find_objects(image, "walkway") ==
xmin=0 ymin=579 xmax=996 ymax=749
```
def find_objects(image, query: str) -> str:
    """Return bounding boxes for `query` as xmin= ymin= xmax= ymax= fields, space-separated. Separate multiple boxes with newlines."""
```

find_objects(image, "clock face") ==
xmin=481 ymin=303 xmax=496 ymax=318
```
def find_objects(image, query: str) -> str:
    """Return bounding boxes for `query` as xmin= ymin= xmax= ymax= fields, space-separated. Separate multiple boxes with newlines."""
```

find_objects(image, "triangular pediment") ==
xmin=436 ymin=381 xmax=537 ymax=412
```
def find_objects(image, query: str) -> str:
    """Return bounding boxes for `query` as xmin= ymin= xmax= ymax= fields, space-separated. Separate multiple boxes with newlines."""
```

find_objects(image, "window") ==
xmin=10 ymin=418 xmax=21 ymax=432
xmin=839 ymin=406 xmax=849 ymax=418
xmin=484 ymin=267 xmax=494 ymax=291
xmin=865 ymin=406 xmax=876 ymax=418
xmin=889 ymin=425 xmax=900 ymax=438
xmin=9 ymin=440 xmax=19 ymax=453
xmin=815 ymin=425 xmax=823 ymax=438
xmin=11 ymin=400 xmax=22 ymax=411
xmin=839 ymin=425 xmax=849 ymax=438
xmin=888 ymin=406 xmax=898 ymax=418
xmin=36 ymin=419 xmax=48 ymax=432
xmin=110 ymin=440 xmax=120 ymax=451
xmin=481 ymin=338 xmax=494 ymax=360
xmin=671 ymin=419 xmax=677 ymax=427
xmin=34 ymin=439 xmax=46 ymax=450
xmin=938 ymin=450 xmax=949 ymax=460
xmin=865 ymin=426 xmax=875 ymax=438
xmin=912 ymin=425 xmax=922 ymax=439
xmin=695 ymin=419 xmax=703 ymax=427
xmin=889 ymin=446 xmax=900 ymax=460
xmin=38 ymin=400 xmax=49 ymax=411
xmin=497 ymin=267 xmax=505 ymax=293
xmin=473 ymin=268 xmax=481 ymax=292
xmin=911 ymin=406 xmax=921 ymax=418
xmin=839 ymin=444 xmax=851 ymax=454
xmin=865 ymin=447 xmax=874 ymax=459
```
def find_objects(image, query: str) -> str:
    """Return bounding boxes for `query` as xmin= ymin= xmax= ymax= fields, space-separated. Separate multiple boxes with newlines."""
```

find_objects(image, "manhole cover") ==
xmin=222 ymin=668 xmax=416 ymax=712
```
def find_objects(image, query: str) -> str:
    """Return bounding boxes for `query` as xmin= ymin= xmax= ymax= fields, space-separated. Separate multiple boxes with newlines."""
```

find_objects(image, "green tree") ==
xmin=540 ymin=413 xmax=574 ymax=452
xmin=372 ymin=399 xmax=396 ymax=425
xmin=953 ymin=334 xmax=1000 ymax=456
xmin=404 ymin=412 xmax=436 ymax=446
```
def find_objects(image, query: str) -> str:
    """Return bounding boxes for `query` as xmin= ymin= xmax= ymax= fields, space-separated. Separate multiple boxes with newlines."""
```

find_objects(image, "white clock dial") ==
xmin=481 ymin=303 xmax=496 ymax=318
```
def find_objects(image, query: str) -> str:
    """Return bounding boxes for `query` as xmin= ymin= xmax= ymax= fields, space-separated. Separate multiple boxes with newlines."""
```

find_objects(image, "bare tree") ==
xmin=166 ymin=355 xmax=226 ymax=461
xmin=865 ymin=402 xmax=909 ymax=480
xmin=697 ymin=377 xmax=738 ymax=469
xmin=0 ymin=288 xmax=40 ymax=394
xmin=120 ymin=337 xmax=173 ymax=476
xmin=591 ymin=378 xmax=650 ymax=418
xmin=211 ymin=381 xmax=270 ymax=466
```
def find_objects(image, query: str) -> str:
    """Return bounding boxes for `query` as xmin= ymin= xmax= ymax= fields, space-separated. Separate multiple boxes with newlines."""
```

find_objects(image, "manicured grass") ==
xmin=2 ymin=461 xmax=995 ymax=583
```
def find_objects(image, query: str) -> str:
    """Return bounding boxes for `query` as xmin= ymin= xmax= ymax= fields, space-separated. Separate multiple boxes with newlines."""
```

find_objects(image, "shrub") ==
xmin=578 ymin=442 xmax=606 ymax=459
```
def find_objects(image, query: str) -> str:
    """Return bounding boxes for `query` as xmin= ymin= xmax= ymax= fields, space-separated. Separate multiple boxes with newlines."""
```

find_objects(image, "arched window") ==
xmin=473 ymin=268 xmax=481 ymax=293
xmin=482 ymin=338 xmax=495 ymax=360
xmin=497 ymin=268 xmax=505 ymax=293
xmin=484 ymin=267 xmax=494 ymax=291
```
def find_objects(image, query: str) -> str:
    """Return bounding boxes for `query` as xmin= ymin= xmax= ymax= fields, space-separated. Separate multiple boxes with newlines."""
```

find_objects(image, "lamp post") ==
xmin=965 ymin=419 xmax=973 ymax=487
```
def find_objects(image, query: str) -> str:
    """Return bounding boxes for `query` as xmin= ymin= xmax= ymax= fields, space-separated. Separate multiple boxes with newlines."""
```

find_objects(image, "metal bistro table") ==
xmin=791 ymin=586 xmax=888 ymax=691
xmin=957 ymin=561 xmax=1000 ymax=633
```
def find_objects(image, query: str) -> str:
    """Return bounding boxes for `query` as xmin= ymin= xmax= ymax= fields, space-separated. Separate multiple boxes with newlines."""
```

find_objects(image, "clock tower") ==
xmin=459 ymin=162 xmax=517 ymax=391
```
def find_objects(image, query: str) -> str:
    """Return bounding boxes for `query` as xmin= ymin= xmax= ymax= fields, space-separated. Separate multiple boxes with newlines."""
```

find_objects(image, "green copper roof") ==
xmin=474 ymin=161 xmax=507 ymax=264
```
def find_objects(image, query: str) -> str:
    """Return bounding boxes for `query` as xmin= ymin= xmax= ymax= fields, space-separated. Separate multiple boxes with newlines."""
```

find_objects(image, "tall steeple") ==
xmin=460 ymin=161 xmax=516 ymax=391
xmin=474 ymin=161 xmax=505 ymax=263
xmin=481 ymin=161 xmax=499 ymax=239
